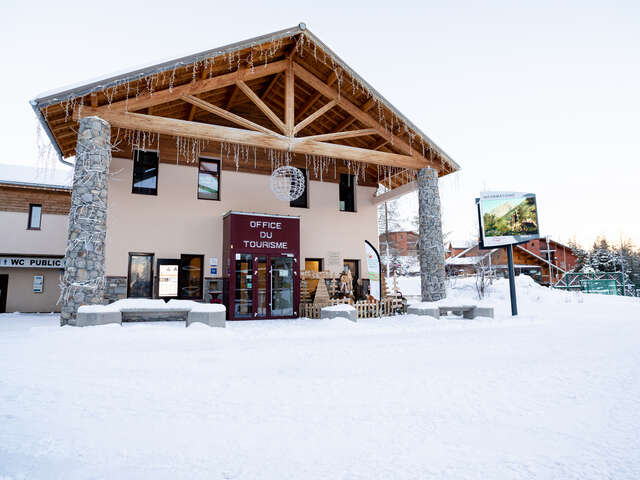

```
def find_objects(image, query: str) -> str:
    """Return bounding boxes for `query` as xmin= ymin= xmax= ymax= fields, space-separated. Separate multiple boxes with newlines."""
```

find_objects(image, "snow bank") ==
xmin=78 ymin=299 xmax=226 ymax=314
xmin=168 ymin=299 xmax=226 ymax=312
xmin=2 ymin=281 xmax=640 ymax=479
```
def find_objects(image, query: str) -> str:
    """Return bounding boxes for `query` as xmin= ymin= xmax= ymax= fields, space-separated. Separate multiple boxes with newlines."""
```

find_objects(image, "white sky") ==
xmin=1 ymin=0 xmax=638 ymax=248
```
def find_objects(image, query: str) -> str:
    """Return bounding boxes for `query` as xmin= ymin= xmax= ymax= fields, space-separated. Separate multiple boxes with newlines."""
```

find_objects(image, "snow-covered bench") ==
xmin=407 ymin=303 xmax=494 ymax=319
xmin=320 ymin=304 xmax=358 ymax=322
xmin=75 ymin=299 xmax=226 ymax=328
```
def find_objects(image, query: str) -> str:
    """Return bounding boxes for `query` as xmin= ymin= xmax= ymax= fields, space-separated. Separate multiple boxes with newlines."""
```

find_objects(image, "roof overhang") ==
xmin=31 ymin=23 xmax=460 ymax=188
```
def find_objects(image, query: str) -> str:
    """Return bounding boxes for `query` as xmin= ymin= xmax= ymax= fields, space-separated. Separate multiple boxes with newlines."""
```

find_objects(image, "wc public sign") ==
xmin=0 ymin=256 xmax=64 ymax=269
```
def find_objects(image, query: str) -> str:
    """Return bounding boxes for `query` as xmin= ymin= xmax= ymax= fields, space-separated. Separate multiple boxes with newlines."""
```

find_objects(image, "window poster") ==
xmin=33 ymin=275 xmax=44 ymax=293
xmin=158 ymin=264 xmax=179 ymax=297
xmin=326 ymin=251 xmax=343 ymax=273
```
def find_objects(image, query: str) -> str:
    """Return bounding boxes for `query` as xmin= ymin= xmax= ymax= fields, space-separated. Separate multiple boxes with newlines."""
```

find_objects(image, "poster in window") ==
xmin=33 ymin=275 xmax=44 ymax=293
xmin=158 ymin=264 xmax=179 ymax=297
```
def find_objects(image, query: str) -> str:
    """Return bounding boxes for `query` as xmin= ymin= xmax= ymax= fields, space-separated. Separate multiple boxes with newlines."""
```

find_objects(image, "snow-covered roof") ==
xmin=0 ymin=164 xmax=73 ymax=190
xmin=446 ymin=256 xmax=485 ymax=266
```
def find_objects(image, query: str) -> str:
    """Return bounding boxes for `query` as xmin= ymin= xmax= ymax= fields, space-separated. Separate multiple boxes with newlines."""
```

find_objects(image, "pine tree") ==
xmin=568 ymin=238 xmax=587 ymax=271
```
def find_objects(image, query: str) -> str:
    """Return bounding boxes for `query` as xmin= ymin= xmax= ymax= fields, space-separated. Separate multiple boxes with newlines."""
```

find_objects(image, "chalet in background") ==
xmin=446 ymin=238 xmax=578 ymax=285
xmin=379 ymin=231 xmax=419 ymax=257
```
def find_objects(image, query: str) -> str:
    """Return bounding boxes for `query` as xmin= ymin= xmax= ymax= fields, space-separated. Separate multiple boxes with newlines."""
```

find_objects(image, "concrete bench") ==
xmin=407 ymin=304 xmax=494 ymax=320
xmin=75 ymin=310 xmax=122 ymax=327
xmin=75 ymin=299 xmax=226 ymax=327
xmin=320 ymin=304 xmax=358 ymax=323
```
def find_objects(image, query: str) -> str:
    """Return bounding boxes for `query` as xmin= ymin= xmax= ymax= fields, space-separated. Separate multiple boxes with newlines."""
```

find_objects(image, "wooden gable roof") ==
xmin=31 ymin=24 xmax=460 ymax=189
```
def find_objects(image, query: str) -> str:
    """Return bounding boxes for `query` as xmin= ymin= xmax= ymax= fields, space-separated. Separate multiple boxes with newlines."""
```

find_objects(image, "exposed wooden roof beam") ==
xmin=284 ymin=57 xmax=295 ymax=136
xmin=83 ymin=60 xmax=288 ymax=115
xmin=260 ymin=73 xmax=281 ymax=100
xmin=182 ymin=95 xmax=279 ymax=136
xmin=236 ymin=80 xmax=287 ymax=134
xmin=299 ymin=128 xmax=377 ymax=143
xmin=294 ymin=71 xmax=338 ymax=123
xmin=293 ymin=100 xmax=337 ymax=135
xmin=372 ymin=139 xmax=389 ymax=150
xmin=224 ymin=86 xmax=240 ymax=110
xmin=75 ymin=108 xmax=423 ymax=168
xmin=292 ymin=61 xmax=435 ymax=170
xmin=188 ymin=68 xmax=209 ymax=121
xmin=331 ymin=96 xmax=377 ymax=133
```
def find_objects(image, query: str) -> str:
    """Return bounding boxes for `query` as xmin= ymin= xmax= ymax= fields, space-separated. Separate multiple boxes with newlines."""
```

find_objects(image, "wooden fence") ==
xmin=300 ymin=297 xmax=406 ymax=319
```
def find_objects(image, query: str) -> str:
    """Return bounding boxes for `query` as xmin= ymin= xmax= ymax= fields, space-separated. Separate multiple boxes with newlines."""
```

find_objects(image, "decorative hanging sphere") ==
xmin=269 ymin=166 xmax=306 ymax=201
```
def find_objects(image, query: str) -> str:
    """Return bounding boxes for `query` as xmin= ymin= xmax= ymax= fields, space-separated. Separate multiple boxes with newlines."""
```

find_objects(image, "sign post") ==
xmin=477 ymin=191 xmax=540 ymax=317
xmin=506 ymin=244 xmax=518 ymax=315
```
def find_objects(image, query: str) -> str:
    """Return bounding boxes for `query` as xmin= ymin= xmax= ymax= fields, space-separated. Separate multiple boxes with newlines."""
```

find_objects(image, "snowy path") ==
xmin=1 ymin=278 xmax=639 ymax=479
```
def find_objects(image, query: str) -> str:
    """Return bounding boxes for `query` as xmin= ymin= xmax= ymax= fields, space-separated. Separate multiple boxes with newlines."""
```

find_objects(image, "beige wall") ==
xmin=0 ymin=211 xmax=68 ymax=255
xmin=0 ymin=268 xmax=62 ymax=312
xmin=105 ymin=157 xmax=379 ymax=278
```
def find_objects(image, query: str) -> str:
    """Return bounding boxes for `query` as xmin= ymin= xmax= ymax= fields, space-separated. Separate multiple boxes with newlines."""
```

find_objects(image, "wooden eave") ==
xmin=32 ymin=24 xmax=460 ymax=189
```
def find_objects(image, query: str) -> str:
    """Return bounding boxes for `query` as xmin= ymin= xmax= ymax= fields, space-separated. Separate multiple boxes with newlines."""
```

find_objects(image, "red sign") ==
xmin=226 ymin=212 xmax=300 ymax=254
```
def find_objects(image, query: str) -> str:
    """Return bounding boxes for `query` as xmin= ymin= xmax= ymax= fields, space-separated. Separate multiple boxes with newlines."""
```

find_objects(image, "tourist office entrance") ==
xmin=223 ymin=212 xmax=300 ymax=320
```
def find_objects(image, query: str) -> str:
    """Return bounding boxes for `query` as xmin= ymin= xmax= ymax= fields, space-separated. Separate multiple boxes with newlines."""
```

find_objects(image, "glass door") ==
xmin=270 ymin=257 xmax=294 ymax=317
xmin=254 ymin=256 xmax=268 ymax=318
xmin=234 ymin=254 xmax=253 ymax=318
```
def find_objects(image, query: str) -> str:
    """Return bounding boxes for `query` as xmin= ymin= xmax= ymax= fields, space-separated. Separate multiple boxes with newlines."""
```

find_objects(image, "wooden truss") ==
xmin=75 ymin=57 xmax=438 ymax=172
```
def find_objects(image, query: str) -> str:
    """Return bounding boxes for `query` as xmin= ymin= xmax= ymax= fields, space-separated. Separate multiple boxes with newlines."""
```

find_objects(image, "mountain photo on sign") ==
xmin=482 ymin=194 xmax=538 ymax=237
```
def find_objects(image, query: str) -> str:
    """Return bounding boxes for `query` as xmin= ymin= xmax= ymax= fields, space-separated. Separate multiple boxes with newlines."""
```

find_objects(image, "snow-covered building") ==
xmin=379 ymin=231 xmax=419 ymax=257
xmin=0 ymin=165 xmax=72 ymax=312
xmin=445 ymin=239 xmax=577 ymax=285
xmin=29 ymin=24 xmax=459 ymax=324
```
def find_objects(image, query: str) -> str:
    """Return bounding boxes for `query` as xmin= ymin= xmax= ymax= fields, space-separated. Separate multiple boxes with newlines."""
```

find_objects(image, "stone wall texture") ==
xmin=417 ymin=168 xmax=446 ymax=302
xmin=60 ymin=117 xmax=111 ymax=326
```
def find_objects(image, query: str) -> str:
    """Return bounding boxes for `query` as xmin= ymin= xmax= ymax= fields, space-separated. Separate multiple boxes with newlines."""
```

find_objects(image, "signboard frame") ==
xmin=476 ymin=192 xmax=540 ymax=250
xmin=157 ymin=259 xmax=180 ymax=299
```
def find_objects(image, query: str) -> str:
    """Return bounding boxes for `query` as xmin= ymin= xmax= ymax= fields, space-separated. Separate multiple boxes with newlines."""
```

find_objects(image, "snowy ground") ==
xmin=1 ymin=277 xmax=640 ymax=479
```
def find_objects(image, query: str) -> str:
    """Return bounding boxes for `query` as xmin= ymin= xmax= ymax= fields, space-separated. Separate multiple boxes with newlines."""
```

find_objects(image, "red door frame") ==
xmin=223 ymin=212 xmax=300 ymax=320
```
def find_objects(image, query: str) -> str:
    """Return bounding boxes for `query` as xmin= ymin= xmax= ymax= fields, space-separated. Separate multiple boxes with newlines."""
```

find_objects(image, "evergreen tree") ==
xmin=586 ymin=237 xmax=617 ymax=273
xmin=568 ymin=238 xmax=588 ymax=271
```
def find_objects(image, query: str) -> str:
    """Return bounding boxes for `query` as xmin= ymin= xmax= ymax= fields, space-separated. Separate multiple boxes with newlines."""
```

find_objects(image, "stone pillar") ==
xmin=60 ymin=117 xmax=111 ymax=326
xmin=417 ymin=167 xmax=446 ymax=302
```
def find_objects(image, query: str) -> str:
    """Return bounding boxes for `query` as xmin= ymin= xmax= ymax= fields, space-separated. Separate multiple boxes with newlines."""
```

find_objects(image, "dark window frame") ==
xmin=339 ymin=173 xmax=356 ymax=212
xmin=179 ymin=254 xmax=205 ymax=300
xmin=27 ymin=203 xmax=42 ymax=230
xmin=127 ymin=252 xmax=155 ymax=299
xmin=132 ymin=149 xmax=159 ymax=196
xmin=290 ymin=167 xmax=308 ymax=208
xmin=197 ymin=157 xmax=221 ymax=201
xmin=305 ymin=258 xmax=324 ymax=271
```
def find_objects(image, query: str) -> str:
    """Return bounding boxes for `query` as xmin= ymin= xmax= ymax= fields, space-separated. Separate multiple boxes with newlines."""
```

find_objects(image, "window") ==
xmin=179 ymin=254 xmax=204 ymax=300
xmin=339 ymin=174 xmax=355 ymax=212
xmin=304 ymin=258 xmax=324 ymax=299
xmin=290 ymin=167 xmax=308 ymax=208
xmin=343 ymin=259 xmax=360 ymax=298
xmin=198 ymin=159 xmax=220 ymax=200
xmin=132 ymin=150 xmax=159 ymax=195
xmin=27 ymin=204 xmax=42 ymax=230
xmin=127 ymin=253 xmax=154 ymax=298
